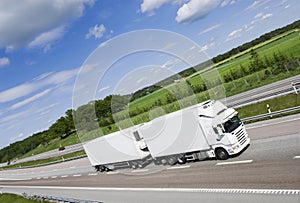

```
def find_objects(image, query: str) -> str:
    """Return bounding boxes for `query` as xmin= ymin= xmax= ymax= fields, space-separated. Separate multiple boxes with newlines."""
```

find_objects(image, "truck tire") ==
xmin=177 ymin=156 xmax=186 ymax=164
xmin=215 ymin=148 xmax=229 ymax=160
xmin=138 ymin=162 xmax=144 ymax=168
xmin=130 ymin=162 xmax=138 ymax=169
xmin=167 ymin=157 xmax=177 ymax=165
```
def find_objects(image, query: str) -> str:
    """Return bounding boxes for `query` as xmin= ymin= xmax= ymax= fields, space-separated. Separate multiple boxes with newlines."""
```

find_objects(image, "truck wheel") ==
xmin=215 ymin=148 xmax=229 ymax=160
xmin=130 ymin=162 xmax=138 ymax=169
xmin=177 ymin=156 xmax=186 ymax=164
xmin=160 ymin=158 xmax=167 ymax=165
xmin=138 ymin=162 xmax=144 ymax=168
xmin=154 ymin=160 xmax=160 ymax=165
xmin=167 ymin=157 xmax=177 ymax=165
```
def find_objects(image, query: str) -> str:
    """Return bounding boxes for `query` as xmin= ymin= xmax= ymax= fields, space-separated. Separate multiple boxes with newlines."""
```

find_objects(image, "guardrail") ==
xmin=242 ymin=106 xmax=300 ymax=122
xmin=292 ymin=82 xmax=300 ymax=94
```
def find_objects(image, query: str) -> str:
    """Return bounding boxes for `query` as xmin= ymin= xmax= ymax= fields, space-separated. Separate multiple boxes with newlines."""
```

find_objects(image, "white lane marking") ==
xmin=51 ymin=176 xmax=57 ymax=179
xmin=73 ymin=174 xmax=82 ymax=177
xmin=43 ymin=177 xmax=48 ymax=179
xmin=167 ymin=165 xmax=191 ymax=170
xmin=106 ymin=171 xmax=119 ymax=175
xmin=216 ymin=160 xmax=253 ymax=166
xmin=246 ymin=117 xmax=300 ymax=129
xmin=69 ymin=166 xmax=76 ymax=169
xmin=61 ymin=175 xmax=68 ymax=178
xmin=0 ymin=185 xmax=299 ymax=195
xmin=293 ymin=156 xmax=300 ymax=159
xmin=36 ymin=177 xmax=41 ymax=180
xmin=0 ymin=178 xmax=32 ymax=181
xmin=131 ymin=169 xmax=149 ymax=173
xmin=88 ymin=173 xmax=98 ymax=176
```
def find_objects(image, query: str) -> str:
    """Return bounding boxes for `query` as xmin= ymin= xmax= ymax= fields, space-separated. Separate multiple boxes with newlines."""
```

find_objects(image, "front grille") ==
xmin=235 ymin=127 xmax=247 ymax=145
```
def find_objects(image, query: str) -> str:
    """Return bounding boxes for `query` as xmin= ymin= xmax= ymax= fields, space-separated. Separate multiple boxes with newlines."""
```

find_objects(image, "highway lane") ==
xmin=2 ymin=75 xmax=299 ymax=167
xmin=0 ymin=115 xmax=299 ymax=189
xmin=1 ymin=186 xmax=299 ymax=203
xmin=224 ymin=74 xmax=300 ymax=107
xmin=0 ymin=115 xmax=300 ymax=202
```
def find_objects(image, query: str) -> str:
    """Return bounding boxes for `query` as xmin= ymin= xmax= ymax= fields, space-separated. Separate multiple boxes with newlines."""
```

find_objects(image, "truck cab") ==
xmin=199 ymin=100 xmax=250 ymax=160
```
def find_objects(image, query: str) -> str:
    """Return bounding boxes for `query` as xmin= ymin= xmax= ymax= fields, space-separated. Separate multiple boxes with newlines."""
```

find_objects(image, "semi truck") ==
xmin=83 ymin=100 xmax=250 ymax=171
xmin=83 ymin=126 xmax=152 ymax=172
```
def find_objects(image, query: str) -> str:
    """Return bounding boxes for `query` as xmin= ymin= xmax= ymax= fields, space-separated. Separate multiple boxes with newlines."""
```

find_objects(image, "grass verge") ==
xmin=0 ymin=150 xmax=86 ymax=170
xmin=0 ymin=193 xmax=51 ymax=203
xmin=3 ymin=93 xmax=300 ymax=170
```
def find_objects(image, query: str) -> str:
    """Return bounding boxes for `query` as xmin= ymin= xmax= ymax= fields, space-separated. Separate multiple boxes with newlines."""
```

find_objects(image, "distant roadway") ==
xmin=1 ymin=74 xmax=299 ymax=167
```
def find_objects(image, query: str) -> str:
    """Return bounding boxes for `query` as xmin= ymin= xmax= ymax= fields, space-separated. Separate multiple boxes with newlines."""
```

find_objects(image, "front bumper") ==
xmin=227 ymin=137 xmax=250 ymax=155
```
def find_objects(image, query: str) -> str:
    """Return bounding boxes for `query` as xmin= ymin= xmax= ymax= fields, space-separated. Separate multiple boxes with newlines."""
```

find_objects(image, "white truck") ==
xmin=83 ymin=126 xmax=152 ymax=172
xmin=84 ymin=100 xmax=250 ymax=171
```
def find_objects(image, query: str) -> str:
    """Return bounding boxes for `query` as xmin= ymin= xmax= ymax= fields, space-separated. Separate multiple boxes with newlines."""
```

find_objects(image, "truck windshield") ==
xmin=223 ymin=115 xmax=242 ymax=133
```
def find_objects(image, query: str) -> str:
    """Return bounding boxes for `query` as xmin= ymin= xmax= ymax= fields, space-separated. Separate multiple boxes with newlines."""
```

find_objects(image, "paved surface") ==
xmin=224 ymin=74 xmax=300 ymax=107
xmin=0 ymin=115 xmax=300 ymax=202
xmin=1 ymin=186 xmax=299 ymax=203
xmin=1 ymin=75 xmax=299 ymax=167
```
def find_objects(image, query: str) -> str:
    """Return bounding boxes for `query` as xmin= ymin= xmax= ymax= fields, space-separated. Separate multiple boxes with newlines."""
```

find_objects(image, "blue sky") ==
xmin=0 ymin=0 xmax=299 ymax=149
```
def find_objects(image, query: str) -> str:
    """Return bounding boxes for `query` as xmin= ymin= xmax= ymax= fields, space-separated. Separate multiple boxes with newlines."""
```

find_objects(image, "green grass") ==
xmin=5 ymin=93 xmax=300 ymax=170
xmin=217 ymin=30 xmax=300 ymax=75
xmin=238 ymin=93 xmax=300 ymax=119
xmin=0 ymin=193 xmax=51 ymax=203
xmin=14 ymin=29 xmax=300 ymax=160
xmin=20 ymin=133 xmax=80 ymax=159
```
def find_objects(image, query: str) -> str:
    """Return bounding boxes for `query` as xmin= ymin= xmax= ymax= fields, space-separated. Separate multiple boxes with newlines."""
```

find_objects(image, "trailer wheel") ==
xmin=138 ymin=162 xmax=144 ymax=168
xmin=95 ymin=165 xmax=104 ymax=172
xmin=215 ymin=148 xmax=229 ymax=160
xmin=154 ymin=160 xmax=160 ymax=165
xmin=167 ymin=157 xmax=177 ymax=165
xmin=160 ymin=158 xmax=167 ymax=165
xmin=130 ymin=162 xmax=138 ymax=169
xmin=177 ymin=156 xmax=186 ymax=164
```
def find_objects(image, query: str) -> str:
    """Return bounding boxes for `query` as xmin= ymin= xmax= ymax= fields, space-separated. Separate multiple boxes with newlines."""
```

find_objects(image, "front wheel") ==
xmin=215 ymin=148 xmax=229 ymax=160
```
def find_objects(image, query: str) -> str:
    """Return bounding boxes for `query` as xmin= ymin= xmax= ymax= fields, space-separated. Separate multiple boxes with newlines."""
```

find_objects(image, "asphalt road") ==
xmin=1 ymin=74 xmax=299 ymax=167
xmin=0 ymin=115 xmax=300 ymax=202
xmin=224 ymin=74 xmax=300 ymax=108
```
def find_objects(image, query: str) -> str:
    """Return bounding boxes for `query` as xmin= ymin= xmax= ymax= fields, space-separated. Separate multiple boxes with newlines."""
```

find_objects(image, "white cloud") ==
xmin=0 ymin=110 xmax=30 ymax=123
xmin=0 ymin=0 xmax=93 ymax=51
xmin=8 ymin=89 xmax=52 ymax=111
xmin=140 ymin=0 xmax=174 ymax=13
xmin=226 ymin=11 xmax=272 ymax=42
xmin=0 ymin=68 xmax=78 ymax=103
xmin=86 ymin=24 xmax=106 ymax=39
xmin=98 ymin=86 xmax=110 ymax=93
xmin=251 ymin=12 xmax=273 ymax=24
xmin=0 ymin=57 xmax=10 ymax=67
xmin=226 ymin=28 xmax=243 ymax=41
xmin=28 ymin=26 xmax=65 ymax=51
xmin=10 ymin=133 xmax=24 ymax=142
xmin=221 ymin=0 xmax=236 ymax=7
xmin=136 ymin=77 xmax=148 ymax=84
xmin=198 ymin=23 xmax=222 ymax=35
xmin=246 ymin=0 xmax=271 ymax=11
xmin=199 ymin=41 xmax=215 ymax=52
xmin=284 ymin=4 xmax=290 ymax=9
xmin=176 ymin=0 xmax=221 ymax=24
xmin=99 ymin=41 xmax=109 ymax=47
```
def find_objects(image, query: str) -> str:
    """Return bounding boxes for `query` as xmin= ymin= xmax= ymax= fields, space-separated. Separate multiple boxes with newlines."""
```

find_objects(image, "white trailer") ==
xmin=136 ymin=100 xmax=250 ymax=164
xmin=83 ymin=126 xmax=151 ymax=172
xmin=84 ymin=100 xmax=250 ymax=171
